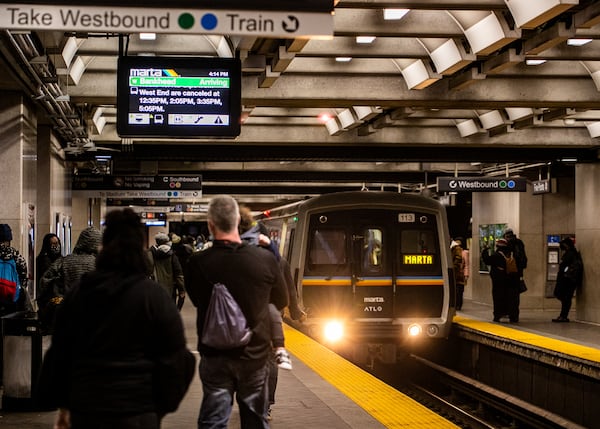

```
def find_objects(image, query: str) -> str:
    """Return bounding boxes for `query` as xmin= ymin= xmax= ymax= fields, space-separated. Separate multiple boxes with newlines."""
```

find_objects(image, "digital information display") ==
xmin=117 ymin=56 xmax=241 ymax=138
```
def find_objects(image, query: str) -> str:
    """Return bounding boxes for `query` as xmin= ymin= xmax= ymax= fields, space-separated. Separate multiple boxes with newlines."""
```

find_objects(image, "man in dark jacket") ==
xmin=184 ymin=195 xmax=288 ymax=429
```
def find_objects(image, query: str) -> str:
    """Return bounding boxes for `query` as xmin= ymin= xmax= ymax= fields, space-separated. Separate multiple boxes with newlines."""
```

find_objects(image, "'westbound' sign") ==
xmin=0 ymin=4 xmax=334 ymax=37
xmin=437 ymin=177 xmax=527 ymax=192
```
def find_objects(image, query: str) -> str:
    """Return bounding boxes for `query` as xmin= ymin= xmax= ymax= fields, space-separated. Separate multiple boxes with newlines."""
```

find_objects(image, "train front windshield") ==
xmin=303 ymin=209 xmax=444 ymax=323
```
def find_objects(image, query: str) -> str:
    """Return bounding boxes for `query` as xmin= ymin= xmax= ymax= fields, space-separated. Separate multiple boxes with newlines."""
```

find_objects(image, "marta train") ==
xmin=260 ymin=191 xmax=456 ymax=366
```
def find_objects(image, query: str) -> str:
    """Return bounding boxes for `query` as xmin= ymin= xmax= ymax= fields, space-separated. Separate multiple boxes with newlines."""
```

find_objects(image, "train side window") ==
xmin=308 ymin=229 xmax=347 ymax=266
xmin=363 ymin=228 xmax=383 ymax=270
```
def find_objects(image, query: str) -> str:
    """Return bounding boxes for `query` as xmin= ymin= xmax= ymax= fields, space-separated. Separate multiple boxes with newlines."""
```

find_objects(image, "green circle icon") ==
xmin=178 ymin=13 xmax=195 ymax=29
xmin=499 ymin=180 xmax=507 ymax=188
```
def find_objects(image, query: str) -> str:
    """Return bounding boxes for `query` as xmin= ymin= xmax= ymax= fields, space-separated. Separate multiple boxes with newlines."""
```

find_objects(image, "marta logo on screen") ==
xmin=129 ymin=68 xmax=180 ymax=77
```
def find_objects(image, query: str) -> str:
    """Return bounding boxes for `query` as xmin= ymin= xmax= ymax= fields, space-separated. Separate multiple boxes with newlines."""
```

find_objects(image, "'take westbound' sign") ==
xmin=73 ymin=174 xmax=202 ymax=199
xmin=437 ymin=177 xmax=527 ymax=192
xmin=0 ymin=4 xmax=333 ymax=37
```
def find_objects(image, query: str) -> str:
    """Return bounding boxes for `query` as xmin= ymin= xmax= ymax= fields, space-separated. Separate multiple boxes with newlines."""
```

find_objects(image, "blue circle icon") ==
xmin=508 ymin=180 xmax=515 ymax=189
xmin=201 ymin=13 xmax=218 ymax=30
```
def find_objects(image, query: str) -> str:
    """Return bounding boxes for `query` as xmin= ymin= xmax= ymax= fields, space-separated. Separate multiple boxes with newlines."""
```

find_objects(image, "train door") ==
xmin=351 ymin=212 xmax=395 ymax=321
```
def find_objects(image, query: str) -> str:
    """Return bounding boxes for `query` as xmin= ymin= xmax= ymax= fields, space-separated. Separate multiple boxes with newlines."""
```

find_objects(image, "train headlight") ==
xmin=323 ymin=321 xmax=344 ymax=342
xmin=426 ymin=324 xmax=439 ymax=337
xmin=408 ymin=324 xmax=422 ymax=337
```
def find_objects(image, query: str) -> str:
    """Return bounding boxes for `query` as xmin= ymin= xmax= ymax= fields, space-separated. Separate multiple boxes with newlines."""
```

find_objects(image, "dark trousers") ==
xmin=70 ymin=412 xmax=159 ymax=429
xmin=198 ymin=355 xmax=269 ymax=429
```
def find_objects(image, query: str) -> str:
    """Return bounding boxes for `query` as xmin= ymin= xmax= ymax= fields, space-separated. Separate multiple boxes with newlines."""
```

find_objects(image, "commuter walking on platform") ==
xmin=481 ymin=238 xmax=520 ymax=323
xmin=171 ymin=233 xmax=194 ymax=268
xmin=184 ymin=195 xmax=288 ymax=429
xmin=38 ymin=227 xmax=102 ymax=333
xmin=553 ymin=237 xmax=583 ymax=322
xmin=239 ymin=205 xmax=305 ymax=420
xmin=35 ymin=233 xmax=61 ymax=300
xmin=0 ymin=223 xmax=29 ymax=316
xmin=38 ymin=208 xmax=195 ymax=429
xmin=146 ymin=232 xmax=186 ymax=310
xmin=451 ymin=238 xmax=465 ymax=311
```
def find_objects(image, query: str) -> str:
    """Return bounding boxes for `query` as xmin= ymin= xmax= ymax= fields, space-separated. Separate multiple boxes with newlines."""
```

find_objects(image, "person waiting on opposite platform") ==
xmin=481 ymin=238 xmax=520 ymax=323
xmin=451 ymin=238 xmax=465 ymax=311
xmin=503 ymin=227 xmax=527 ymax=282
xmin=184 ymin=195 xmax=288 ymax=429
xmin=552 ymin=237 xmax=583 ymax=323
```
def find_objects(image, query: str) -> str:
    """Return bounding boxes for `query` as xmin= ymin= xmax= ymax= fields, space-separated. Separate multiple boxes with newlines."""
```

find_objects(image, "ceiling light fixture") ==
xmin=383 ymin=9 xmax=409 ymax=20
xmin=566 ymin=38 xmax=592 ymax=47
xmin=525 ymin=59 xmax=547 ymax=66
xmin=356 ymin=36 xmax=376 ymax=44
xmin=140 ymin=33 xmax=157 ymax=41
xmin=335 ymin=57 xmax=352 ymax=62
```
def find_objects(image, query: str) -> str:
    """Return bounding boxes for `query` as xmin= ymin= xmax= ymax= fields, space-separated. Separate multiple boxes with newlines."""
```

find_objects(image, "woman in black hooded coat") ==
xmin=38 ymin=209 xmax=195 ymax=429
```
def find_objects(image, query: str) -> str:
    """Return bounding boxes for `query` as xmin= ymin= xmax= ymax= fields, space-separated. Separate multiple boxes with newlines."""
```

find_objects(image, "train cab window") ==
xmin=363 ymin=228 xmax=383 ymax=270
xmin=308 ymin=229 xmax=347 ymax=267
xmin=401 ymin=230 xmax=437 ymax=254
xmin=399 ymin=229 xmax=440 ymax=273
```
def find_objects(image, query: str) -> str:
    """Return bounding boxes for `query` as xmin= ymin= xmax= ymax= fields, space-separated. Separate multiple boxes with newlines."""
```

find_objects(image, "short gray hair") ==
xmin=208 ymin=195 xmax=240 ymax=234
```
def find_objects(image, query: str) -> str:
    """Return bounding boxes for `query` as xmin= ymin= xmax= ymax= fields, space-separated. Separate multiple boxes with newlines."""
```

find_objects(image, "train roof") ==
xmin=262 ymin=191 xmax=446 ymax=219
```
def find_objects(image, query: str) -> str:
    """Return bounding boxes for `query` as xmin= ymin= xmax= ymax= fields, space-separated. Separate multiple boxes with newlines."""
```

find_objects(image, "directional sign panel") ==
xmin=72 ymin=174 xmax=202 ymax=198
xmin=0 ymin=5 xmax=334 ymax=37
xmin=437 ymin=177 xmax=527 ymax=192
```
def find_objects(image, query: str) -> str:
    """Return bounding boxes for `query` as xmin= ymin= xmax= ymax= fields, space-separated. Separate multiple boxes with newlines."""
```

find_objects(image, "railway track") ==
xmin=391 ymin=354 xmax=587 ymax=429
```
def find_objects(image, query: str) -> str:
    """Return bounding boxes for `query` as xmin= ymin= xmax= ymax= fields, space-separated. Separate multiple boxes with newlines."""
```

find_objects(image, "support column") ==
xmin=0 ymin=92 xmax=36 ymax=255
xmin=575 ymin=163 xmax=600 ymax=323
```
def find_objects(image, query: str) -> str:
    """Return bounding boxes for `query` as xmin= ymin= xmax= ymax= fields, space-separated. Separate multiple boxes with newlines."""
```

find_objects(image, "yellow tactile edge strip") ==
xmin=454 ymin=316 xmax=600 ymax=364
xmin=283 ymin=324 xmax=459 ymax=429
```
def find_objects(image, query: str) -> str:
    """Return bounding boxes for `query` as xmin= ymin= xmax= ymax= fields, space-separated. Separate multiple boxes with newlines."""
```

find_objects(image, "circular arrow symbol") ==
xmin=449 ymin=180 xmax=458 ymax=189
xmin=282 ymin=15 xmax=299 ymax=33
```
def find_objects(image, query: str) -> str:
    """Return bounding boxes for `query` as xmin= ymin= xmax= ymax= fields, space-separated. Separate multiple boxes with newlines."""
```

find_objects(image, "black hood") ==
xmin=78 ymin=270 xmax=146 ymax=303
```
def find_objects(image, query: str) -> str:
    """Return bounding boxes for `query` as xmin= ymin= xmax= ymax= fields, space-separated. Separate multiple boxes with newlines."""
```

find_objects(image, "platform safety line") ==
xmin=454 ymin=316 xmax=600 ymax=363
xmin=283 ymin=324 xmax=460 ymax=429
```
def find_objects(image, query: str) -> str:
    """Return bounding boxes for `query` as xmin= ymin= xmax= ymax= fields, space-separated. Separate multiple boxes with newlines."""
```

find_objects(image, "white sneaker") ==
xmin=275 ymin=349 xmax=292 ymax=370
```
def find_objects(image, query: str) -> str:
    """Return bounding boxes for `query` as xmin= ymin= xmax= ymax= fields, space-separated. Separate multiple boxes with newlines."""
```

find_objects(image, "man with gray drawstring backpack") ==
xmin=184 ymin=195 xmax=288 ymax=429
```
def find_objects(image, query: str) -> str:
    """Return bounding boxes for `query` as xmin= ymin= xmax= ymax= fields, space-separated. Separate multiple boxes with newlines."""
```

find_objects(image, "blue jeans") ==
xmin=198 ymin=355 xmax=269 ymax=429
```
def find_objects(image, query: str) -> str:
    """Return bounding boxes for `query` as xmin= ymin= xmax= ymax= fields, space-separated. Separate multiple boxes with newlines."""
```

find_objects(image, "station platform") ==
xmin=2 ymin=298 xmax=599 ymax=428
xmin=1 ymin=302 xmax=459 ymax=429
xmin=457 ymin=299 xmax=600 ymax=353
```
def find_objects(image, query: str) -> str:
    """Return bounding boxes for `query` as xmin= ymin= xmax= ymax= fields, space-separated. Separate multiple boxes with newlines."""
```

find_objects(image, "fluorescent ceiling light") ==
xmin=384 ymin=9 xmax=409 ymax=20
xmin=356 ymin=36 xmax=376 ymax=44
xmin=567 ymin=38 xmax=592 ymax=47
xmin=335 ymin=57 xmax=352 ymax=62
xmin=139 ymin=33 xmax=156 ymax=41
xmin=526 ymin=59 xmax=547 ymax=66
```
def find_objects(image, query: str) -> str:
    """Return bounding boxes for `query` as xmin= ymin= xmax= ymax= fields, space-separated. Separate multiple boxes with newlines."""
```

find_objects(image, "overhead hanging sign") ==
xmin=73 ymin=174 xmax=202 ymax=199
xmin=532 ymin=179 xmax=552 ymax=195
xmin=0 ymin=4 xmax=334 ymax=37
xmin=437 ymin=177 xmax=527 ymax=192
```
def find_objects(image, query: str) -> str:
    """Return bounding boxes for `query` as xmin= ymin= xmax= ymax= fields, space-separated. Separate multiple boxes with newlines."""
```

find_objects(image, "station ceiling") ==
xmin=1 ymin=0 xmax=599 ymax=208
